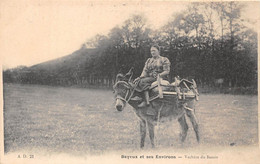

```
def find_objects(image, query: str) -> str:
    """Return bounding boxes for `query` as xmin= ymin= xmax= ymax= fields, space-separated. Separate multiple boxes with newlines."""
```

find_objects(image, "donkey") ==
xmin=113 ymin=70 xmax=200 ymax=148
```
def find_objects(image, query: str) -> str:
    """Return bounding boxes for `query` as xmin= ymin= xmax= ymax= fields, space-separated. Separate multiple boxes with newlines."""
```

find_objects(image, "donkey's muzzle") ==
xmin=115 ymin=97 xmax=125 ymax=111
xmin=116 ymin=104 xmax=123 ymax=111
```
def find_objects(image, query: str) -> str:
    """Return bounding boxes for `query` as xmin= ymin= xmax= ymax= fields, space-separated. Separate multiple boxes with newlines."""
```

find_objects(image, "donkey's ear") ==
xmin=116 ymin=73 xmax=124 ymax=82
xmin=125 ymin=67 xmax=133 ymax=76
xmin=125 ymin=67 xmax=134 ymax=82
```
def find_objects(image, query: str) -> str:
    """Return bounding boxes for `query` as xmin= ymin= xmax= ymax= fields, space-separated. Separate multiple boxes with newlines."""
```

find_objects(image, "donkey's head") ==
xmin=113 ymin=68 xmax=134 ymax=111
xmin=113 ymin=80 xmax=132 ymax=111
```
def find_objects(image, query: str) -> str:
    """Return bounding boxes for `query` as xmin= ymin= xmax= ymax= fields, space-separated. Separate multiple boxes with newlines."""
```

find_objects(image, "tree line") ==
xmin=3 ymin=2 xmax=258 ymax=93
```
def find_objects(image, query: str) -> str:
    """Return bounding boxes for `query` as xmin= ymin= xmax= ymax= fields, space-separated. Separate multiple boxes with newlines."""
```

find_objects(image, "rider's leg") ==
xmin=138 ymin=90 xmax=149 ymax=107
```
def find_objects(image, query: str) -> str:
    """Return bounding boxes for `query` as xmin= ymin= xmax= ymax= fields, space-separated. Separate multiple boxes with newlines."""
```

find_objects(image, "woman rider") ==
xmin=134 ymin=44 xmax=171 ymax=107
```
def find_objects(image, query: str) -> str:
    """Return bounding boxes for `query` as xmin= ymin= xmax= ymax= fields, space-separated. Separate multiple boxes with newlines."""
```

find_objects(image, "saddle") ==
xmin=155 ymin=78 xmax=198 ymax=100
xmin=132 ymin=76 xmax=199 ymax=103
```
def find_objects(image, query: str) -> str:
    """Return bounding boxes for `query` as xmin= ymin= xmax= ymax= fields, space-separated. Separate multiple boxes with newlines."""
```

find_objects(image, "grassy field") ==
xmin=3 ymin=83 xmax=258 ymax=156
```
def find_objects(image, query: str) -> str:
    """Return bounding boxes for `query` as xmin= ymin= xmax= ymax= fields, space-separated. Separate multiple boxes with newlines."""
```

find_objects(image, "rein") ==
xmin=114 ymin=80 xmax=138 ymax=104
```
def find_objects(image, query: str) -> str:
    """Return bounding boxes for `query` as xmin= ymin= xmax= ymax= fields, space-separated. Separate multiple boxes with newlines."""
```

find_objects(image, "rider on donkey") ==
xmin=134 ymin=44 xmax=171 ymax=107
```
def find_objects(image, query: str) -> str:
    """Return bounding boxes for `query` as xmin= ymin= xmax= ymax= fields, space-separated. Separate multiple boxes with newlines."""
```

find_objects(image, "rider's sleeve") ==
xmin=140 ymin=58 xmax=150 ymax=77
xmin=162 ymin=57 xmax=171 ymax=73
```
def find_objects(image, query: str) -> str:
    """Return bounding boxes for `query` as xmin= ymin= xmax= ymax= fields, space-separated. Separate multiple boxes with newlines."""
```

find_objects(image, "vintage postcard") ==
xmin=0 ymin=0 xmax=259 ymax=163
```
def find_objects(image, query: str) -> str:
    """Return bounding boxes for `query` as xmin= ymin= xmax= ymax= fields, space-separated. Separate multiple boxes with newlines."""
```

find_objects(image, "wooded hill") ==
xmin=3 ymin=48 xmax=107 ymax=86
xmin=3 ymin=2 xmax=258 ymax=93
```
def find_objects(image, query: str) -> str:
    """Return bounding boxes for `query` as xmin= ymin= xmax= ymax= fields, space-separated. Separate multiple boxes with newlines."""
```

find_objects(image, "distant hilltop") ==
xmin=3 ymin=47 xmax=116 ymax=87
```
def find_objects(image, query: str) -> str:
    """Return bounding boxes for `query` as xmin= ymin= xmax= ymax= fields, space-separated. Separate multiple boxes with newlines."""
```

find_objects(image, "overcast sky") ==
xmin=1 ymin=0 xmax=259 ymax=69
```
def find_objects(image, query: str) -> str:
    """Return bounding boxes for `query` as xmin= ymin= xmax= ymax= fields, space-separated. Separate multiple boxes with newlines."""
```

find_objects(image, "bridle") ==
xmin=113 ymin=80 xmax=138 ymax=104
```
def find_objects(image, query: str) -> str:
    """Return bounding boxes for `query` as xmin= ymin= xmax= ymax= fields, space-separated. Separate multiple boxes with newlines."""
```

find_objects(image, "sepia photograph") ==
xmin=1 ymin=0 xmax=259 ymax=163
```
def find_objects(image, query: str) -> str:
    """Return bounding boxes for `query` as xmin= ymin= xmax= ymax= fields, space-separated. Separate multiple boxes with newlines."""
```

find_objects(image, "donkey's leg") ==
xmin=140 ymin=120 xmax=146 ymax=148
xmin=178 ymin=114 xmax=189 ymax=142
xmin=147 ymin=121 xmax=155 ymax=148
xmin=186 ymin=109 xmax=200 ymax=143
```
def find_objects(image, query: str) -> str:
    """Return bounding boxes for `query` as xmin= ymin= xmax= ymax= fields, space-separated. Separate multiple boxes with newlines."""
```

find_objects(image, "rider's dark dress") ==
xmin=137 ymin=56 xmax=170 ymax=91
